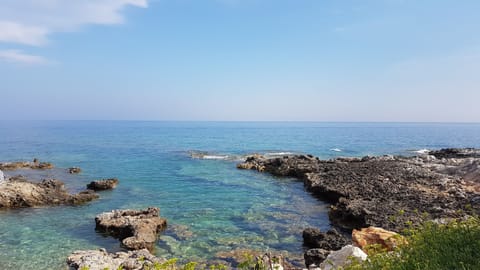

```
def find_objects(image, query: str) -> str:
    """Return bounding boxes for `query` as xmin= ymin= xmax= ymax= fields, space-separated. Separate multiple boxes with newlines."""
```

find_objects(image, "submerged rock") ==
xmin=87 ymin=178 xmax=119 ymax=191
xmin=352 ymin=227 xmax=406 ymax=252
xmin=67 ymin=248 xmax=165 ymax=270
xmin=95 ymin=207 xmax=167 ymax=251
xmin=0 ymin=178 xmax=98 ymax=208
xmin=318 ymin=245 xmax=367 ymax=270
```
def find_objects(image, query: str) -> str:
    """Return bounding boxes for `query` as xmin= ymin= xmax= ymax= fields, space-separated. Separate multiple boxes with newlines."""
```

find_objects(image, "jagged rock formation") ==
xmin=303 ymin=228 xmax=349 ymax=251
xmin=67 ymin=248 xmax=165 ymax=270
xmin=238 ymin=149 xmax=480 ymax=232
xmin=87 ymin=178 xmax=119 ymax=191
xmin=95 ymin=207 xmax=167 ymax=251
xmin=0 ymin=178 xmax=98 ymax=208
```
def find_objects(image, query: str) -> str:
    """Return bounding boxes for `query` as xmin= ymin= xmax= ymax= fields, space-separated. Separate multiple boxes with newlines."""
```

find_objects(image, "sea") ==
xmin=0 ymin=121 xmax=479 ymax=269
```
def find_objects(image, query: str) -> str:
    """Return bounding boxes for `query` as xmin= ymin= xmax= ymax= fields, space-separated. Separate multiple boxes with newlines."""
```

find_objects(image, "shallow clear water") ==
xmin=0 ymin=121 xmax=479 ymax=269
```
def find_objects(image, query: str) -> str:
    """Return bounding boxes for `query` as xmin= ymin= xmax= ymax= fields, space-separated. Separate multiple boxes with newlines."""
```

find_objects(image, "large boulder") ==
xmin=67 ymin=248 xmax=164 ymax=270
xmin=303 ymin=228 xmax=349 ymax=250
xmin=352 ymin=226 xmax=407 ymax=252
xmin=95 ymin=207 xmax=167 ymax=251
xmin=318 ymin=245 xmax=367 ymax=270
xmin=0 ymin=178 xmax=98 ymax=208
xmin=87 ymin=178 xmax=119 ymax=191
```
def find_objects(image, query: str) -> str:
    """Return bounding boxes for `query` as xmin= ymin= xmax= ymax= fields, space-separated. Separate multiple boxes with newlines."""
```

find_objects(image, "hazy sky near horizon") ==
xmin=0 ymin=0 xmax=479 ymax=121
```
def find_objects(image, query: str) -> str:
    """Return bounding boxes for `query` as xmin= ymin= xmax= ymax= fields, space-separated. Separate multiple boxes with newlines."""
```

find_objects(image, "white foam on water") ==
xmin=202 ymin=155 xmax=229 ymax=160
xmin=413 ymin=149 xmax=430 ymax=154
xmin=330 ymin=148 xmax=342 ymax=152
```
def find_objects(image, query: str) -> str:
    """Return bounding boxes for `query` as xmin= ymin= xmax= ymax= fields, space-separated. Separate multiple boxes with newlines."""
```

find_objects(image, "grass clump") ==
xmin=346 ymin=216 xmax=480 ymax=270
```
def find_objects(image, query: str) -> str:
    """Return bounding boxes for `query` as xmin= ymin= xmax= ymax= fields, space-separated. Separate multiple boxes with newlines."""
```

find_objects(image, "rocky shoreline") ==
xmin=2 ymin=149 xmax=480 ymax=269
xmin=238 ymin=148 xmax=480 ymax=232
xmin=237 ymin=148 xmax=480 ymax=268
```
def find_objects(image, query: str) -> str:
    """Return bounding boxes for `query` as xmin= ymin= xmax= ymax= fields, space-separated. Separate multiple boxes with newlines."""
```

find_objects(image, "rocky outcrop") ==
xmin=0 ymin=159 xmax=53 ymax=170
xmin=95 ymin=207 xmax=167 ymax=251
xmin=0 ymin=178 xmax=98 ymax=208
xmin=318 ymin=245 xmax=367 ymax=270
xmin=68 ymin=167 xmax=82 ymax=174
xmin=352 ymin=227 xmax=406 ymax=252
xmin=238 ymin=149 xmax=480 ymax=231
xmin=67 ymin=248 xmax=165 ymax=270
xmin=304 ymin=248 xmax=330 ymax=268
xmin=303 ymin=228 xmax=348 ymax=250
xmin=87 ymin=178 xmax=119 ymax=191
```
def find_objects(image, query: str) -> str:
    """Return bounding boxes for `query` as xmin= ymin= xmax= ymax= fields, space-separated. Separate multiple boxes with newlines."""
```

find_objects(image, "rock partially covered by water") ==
xmin=303 ymin=228 xmax=349 ymax=251
xmin=68 ymin=167 xmax=82 ymax=174
xmin=0 ymin=159 xmax=53 ymax=170
xmin=67 ymin=248 xmax=165 ymax=270
xmin=95 ymin=207 xmax=167 ymax=251
xmin=352 ymin=227 xmax=406 ymax=252
xmin=238 ymin=149 xmax=480 ymax=231
xmin=87 ymin=178 xmax=119 ymax=191
xmin=318 ymin=245 xmax=367 ymax=270
xmin=0 ymin=178 xmax=98 ymax=208
xmin=428 ymin=148 xmax=480 ymax=159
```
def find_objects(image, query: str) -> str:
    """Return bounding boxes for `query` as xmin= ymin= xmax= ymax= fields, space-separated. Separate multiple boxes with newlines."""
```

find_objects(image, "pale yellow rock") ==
xmin=352 ymin=226 xmax=407 ymax=252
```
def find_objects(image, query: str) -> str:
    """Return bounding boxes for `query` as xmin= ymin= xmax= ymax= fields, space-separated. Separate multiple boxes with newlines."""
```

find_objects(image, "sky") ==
xmin=0 ymin=0 xmax=479 ymax=122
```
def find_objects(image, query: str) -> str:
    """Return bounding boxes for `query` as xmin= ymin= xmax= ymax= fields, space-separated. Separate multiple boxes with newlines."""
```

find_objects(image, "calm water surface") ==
xmin=0 ymin=121 xmax=479 ymax=269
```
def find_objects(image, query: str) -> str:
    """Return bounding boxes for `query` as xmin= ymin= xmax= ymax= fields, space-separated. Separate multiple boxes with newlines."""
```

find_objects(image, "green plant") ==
xmin=346 ymin=216 xmax=480 ymax=270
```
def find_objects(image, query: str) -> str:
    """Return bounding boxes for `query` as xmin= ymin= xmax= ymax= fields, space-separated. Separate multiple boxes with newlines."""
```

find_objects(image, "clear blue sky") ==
xmin=0 ymin=0 xmax=479 ymax=121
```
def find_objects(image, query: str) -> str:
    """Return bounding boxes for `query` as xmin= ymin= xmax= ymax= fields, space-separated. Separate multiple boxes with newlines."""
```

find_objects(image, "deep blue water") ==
xmin=0 ymin=121 xmax=479 ymax=269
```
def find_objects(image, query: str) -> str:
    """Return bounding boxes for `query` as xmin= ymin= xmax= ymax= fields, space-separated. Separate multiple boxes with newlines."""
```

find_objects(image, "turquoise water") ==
xmin=1 ymin=121 xmax=480 ymax=269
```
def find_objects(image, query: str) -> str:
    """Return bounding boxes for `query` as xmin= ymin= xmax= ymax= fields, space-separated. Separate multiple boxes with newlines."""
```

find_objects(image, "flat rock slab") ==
xmin=0 ymin=178 xmax=98 ymax=208
xmin=95 ymin=207 xmax=167 ymax=251
xmin=0 ymin=160 xmax=54 ymax=170
xmin=87 ymin=178 xmax=119 ymax=191
xmin=67 ymin=248 xmax=165 ymax=270
xmin=238 ymin=148 xmax=480 ymax=231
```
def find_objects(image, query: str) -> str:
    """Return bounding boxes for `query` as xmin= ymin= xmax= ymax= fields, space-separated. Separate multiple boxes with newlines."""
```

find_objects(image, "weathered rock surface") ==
xmin=304 ymin=248 xmax=330 ymax=268
xmin=318 ymin=245 xmax=367 ymax=270
xmin=352 ymin=227 xmax=406 ymax=252
xmin=0 ymin=159 xmax=54 ymax=170
xmin=303 ymin=228 xmax=348 ymax=250
xmin=0 ymin=178 xmax=98 ymax=208
xmin=87 ymin=178 xmax=119 ymax=191
xmin=68 ymin=167 xmax=82 ymax=174
xmin=95 ymin=207 xmax=167 ymax=251
xmin=67 ymin=248 xmax=165 ymax=270
xmin=238 ymin=149 xmax=480 ymax=231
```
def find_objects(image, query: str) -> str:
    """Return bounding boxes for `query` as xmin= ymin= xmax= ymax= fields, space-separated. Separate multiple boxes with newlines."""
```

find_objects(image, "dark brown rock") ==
xmin=87 ymin=178 xmax=119 ymax=191
xmin=95 ymin=207 xmax=167 ymax=251
xmin=68 ymin=167 xmax=82 ymax=174
xmin=303 ymin=228 xmax=348 ymax=250
xmin=304 ymin=248 xmax=330 ymax=268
